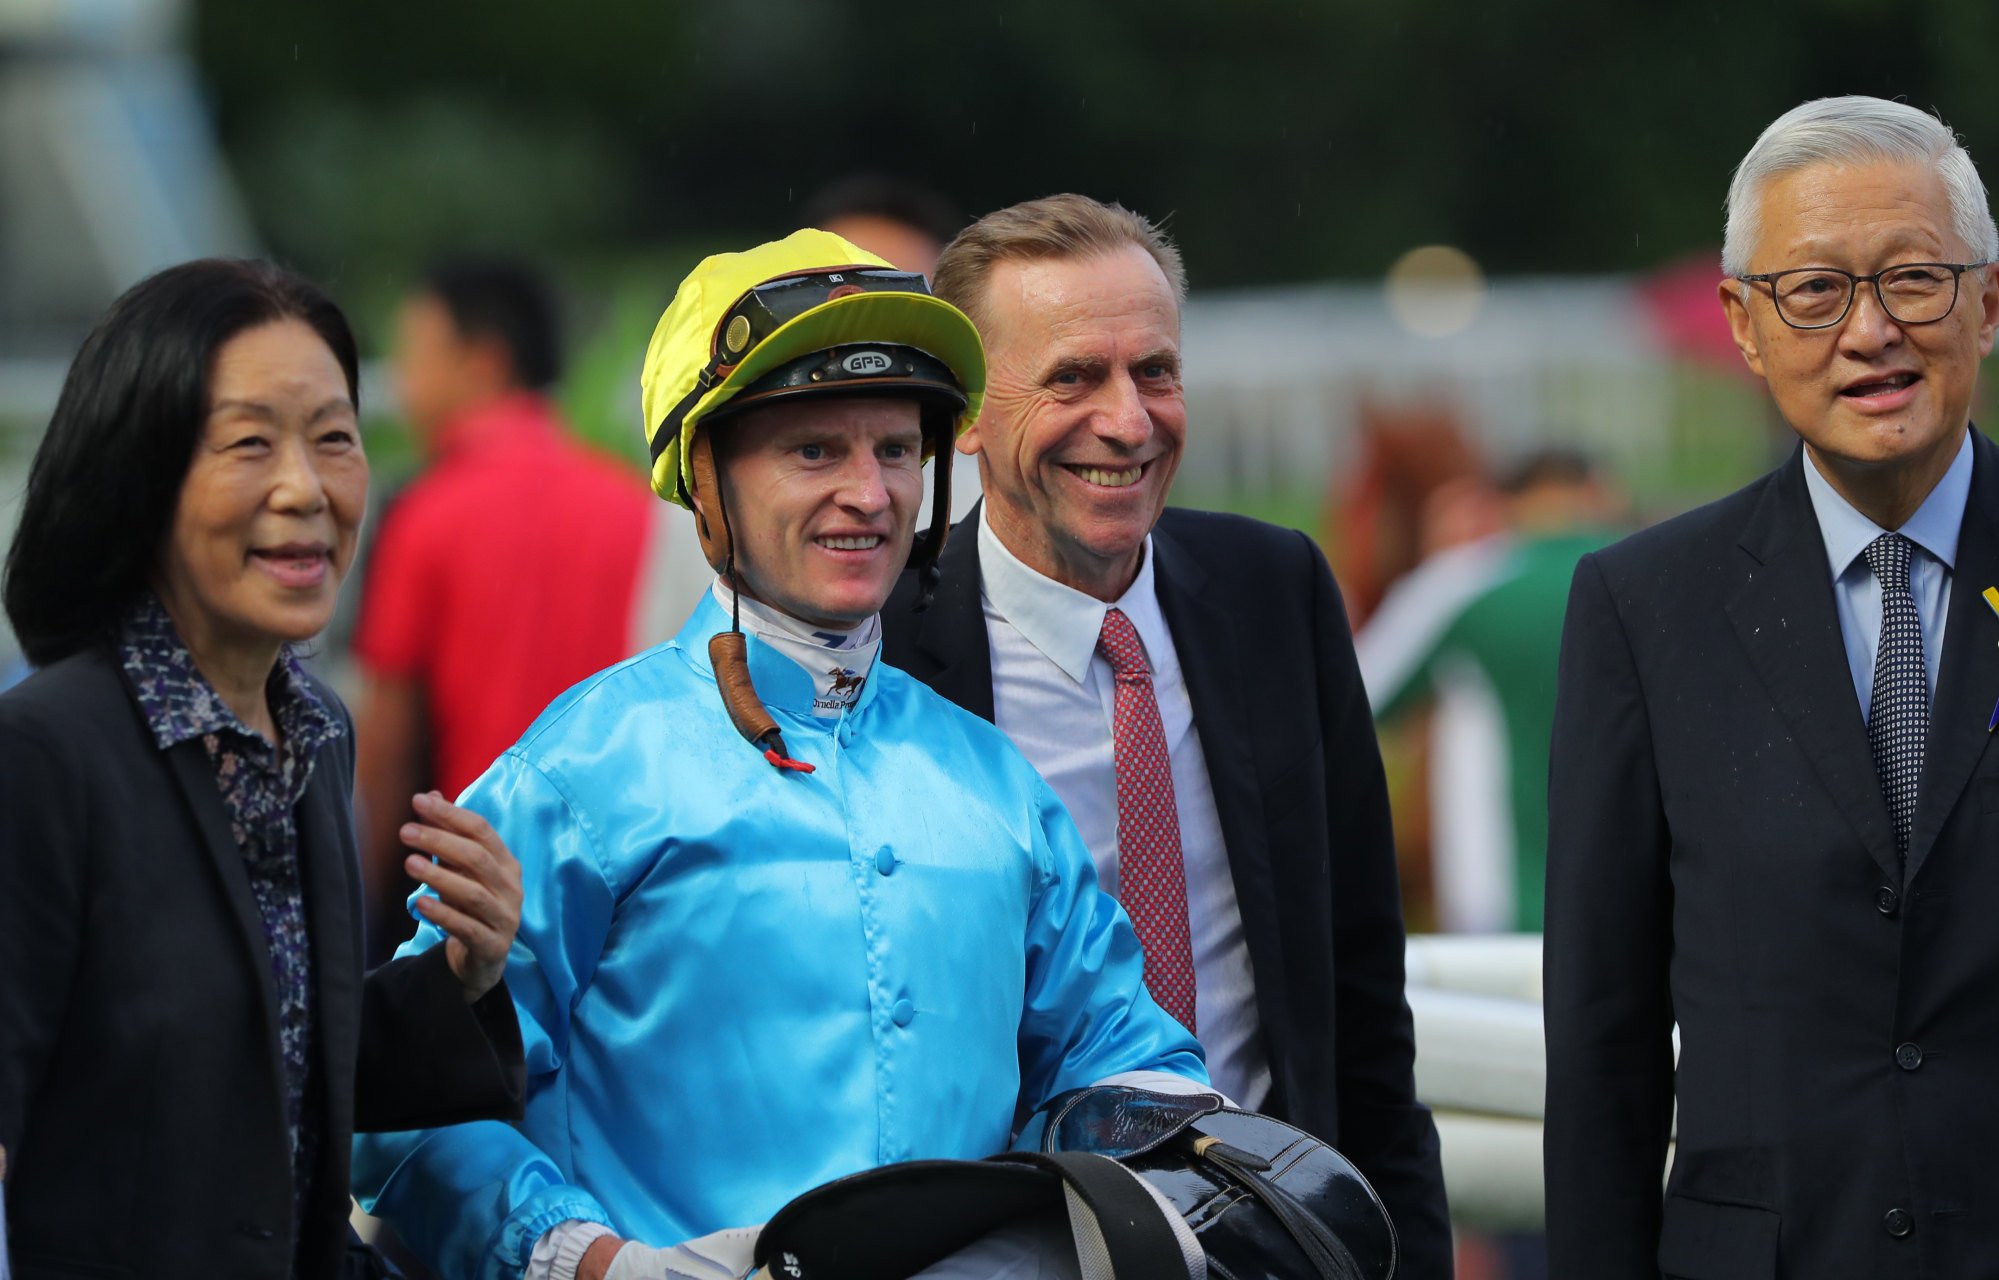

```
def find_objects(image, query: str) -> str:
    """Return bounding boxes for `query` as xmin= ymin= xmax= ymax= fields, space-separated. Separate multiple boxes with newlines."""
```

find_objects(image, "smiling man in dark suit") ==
xmin=880 ymin=193 xmax=1451 ymax=1276
xmin=1546 ymin=96 xmax=1999 ymax=1279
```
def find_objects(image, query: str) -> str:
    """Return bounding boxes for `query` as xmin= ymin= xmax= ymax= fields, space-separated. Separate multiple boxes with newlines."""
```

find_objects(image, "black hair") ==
xmin=2 ymin=258 xmax=359 ymax=665
xmin=799 ymin=173 xmax=966 ymax=249
xmin=420 ymin=256 xmax=563 ymax=390
xmin=1498 ymin=447 xmax=1598 ymax=496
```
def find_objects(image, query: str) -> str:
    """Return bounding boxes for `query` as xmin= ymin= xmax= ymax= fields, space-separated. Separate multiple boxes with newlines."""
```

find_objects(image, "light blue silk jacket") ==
xmin=352 ymin=595 xmax=1207 ymax=1279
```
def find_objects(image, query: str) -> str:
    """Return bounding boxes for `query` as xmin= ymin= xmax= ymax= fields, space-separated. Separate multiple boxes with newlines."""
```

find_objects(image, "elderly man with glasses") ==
xmin=1545 ymin=96 xmax=1999 ymax=1278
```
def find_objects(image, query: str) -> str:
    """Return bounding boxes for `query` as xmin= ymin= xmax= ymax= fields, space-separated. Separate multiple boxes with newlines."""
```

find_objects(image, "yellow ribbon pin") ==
xmin=1986 ymin=587 xmax=1999 ymax=732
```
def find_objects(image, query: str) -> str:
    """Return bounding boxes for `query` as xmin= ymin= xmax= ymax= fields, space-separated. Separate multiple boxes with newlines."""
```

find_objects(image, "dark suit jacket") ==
xmin=0 ymin=646 xmax=524 ymax=1280
xmin=883 ymin=505 xmax=1453 ymax=1277
xmin=1546 ymin=431 xmax=1999 ymax=1279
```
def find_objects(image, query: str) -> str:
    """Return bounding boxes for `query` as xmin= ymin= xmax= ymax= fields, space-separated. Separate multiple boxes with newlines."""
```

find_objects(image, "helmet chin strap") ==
xmin=906 ymin=406 xmax=956 ymax=612
xmin=687 ymin=406 xmax=957 ymax=771
xmin=691 ymin=430 xmax=815 ymax=774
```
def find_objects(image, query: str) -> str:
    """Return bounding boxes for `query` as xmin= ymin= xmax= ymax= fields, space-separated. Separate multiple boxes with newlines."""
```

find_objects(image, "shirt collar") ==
xmin=976 ymin=506 xmax=1175 ymax=684
xmin=117 ymin=594 xmax=342 ymax=756
xmin=1802 ymin=427 xmax=1974 ymax=579
xmin=707 ymin=579 xmax=881 ymax=717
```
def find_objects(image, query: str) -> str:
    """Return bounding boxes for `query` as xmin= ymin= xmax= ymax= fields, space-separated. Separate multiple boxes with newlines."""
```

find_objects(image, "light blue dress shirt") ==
xmin=1801 ymin=429 xmax=1973 ymax=722
xmin=350 ymin=593 xmax=1207 ymax=1280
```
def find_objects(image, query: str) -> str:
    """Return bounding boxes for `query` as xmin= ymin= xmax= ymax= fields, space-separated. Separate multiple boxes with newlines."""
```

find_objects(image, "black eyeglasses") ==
xmin=1736 ymin=261 xmax=1991 ymax=330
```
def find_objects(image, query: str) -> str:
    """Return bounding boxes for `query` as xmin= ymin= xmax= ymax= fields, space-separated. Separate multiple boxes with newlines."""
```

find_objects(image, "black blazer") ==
xmin=883 ymin=505 xmax=1453 ymax=1277
xmin=0 ymin=646 xmax=524 ymax=1280
xmin=1546 ymin=431 xmax=1999 ymax=1279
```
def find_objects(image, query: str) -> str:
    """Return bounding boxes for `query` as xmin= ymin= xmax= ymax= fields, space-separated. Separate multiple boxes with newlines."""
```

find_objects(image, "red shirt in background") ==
xmin=354 ymin=393 xmax=654 ymax=797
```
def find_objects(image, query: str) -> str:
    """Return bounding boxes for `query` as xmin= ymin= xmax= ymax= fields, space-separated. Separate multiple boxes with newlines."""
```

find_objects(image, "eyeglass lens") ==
xmin=1773 ymin=265 xmax=1962 ymax=327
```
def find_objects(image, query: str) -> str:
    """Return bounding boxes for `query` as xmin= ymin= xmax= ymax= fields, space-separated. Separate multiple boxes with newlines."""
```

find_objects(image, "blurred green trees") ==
xmin=186 ymin=0 xmax=1999 ymax=488
xmin=195 ymin=0 xmax=1999 ymax=292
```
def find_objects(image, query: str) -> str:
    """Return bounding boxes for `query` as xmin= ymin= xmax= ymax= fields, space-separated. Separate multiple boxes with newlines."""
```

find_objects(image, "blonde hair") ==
xmin=933 ymin=193 xmax=1187 ymax=330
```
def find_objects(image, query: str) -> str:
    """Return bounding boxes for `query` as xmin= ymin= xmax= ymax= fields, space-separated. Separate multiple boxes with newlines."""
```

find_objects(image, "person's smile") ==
xmin=249 ymin=539 xmax=335 ymax=589
xmin=1835 ymin=366 xmax=1922 ymax=412
xmin=1059 ymin=460 xmax=1149 ymax=489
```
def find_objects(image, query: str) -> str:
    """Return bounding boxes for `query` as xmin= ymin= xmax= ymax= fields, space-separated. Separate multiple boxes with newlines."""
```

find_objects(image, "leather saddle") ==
xmin=753 ymin=1086 xmax=1398 ymax=1280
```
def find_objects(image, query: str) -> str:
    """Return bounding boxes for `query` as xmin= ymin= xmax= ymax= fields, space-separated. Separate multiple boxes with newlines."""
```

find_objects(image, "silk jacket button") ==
xmin=876 ymin=848 xmax=897 ymax=876
xmin=891 ymin=998 xmax=915 ymax=1027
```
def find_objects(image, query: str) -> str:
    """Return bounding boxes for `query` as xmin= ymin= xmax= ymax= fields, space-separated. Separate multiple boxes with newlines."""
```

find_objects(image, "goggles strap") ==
xmin=653 ymin=377 xmax=712 ymax=468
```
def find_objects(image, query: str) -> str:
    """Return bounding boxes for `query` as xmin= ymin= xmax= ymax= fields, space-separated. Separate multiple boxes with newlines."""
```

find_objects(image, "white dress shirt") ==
xmin=977 ymin=511 xmax=1273 ymax=1109
xmin=1802 ymin=428 xmax=1971 ymax=720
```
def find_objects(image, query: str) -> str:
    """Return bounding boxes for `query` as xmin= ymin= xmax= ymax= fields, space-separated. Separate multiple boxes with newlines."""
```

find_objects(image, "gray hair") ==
xmin=1722 ymin=96 xmax=1999 ymax=278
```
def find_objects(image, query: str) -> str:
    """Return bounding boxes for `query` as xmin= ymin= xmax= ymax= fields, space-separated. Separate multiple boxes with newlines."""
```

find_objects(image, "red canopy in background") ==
xmin=1638 ymin=251 xmax=1758 ymax=377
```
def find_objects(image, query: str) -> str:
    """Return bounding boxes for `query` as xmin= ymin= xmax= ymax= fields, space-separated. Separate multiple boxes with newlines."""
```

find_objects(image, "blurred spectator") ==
xmin=1329 ymin=399 xmax=1487 ymax=625
xmin=1418 ymin=473 xmax=1511 ymax=558
xmin=802 ymin=173 xmax=988 ymax=525
xmin=1362 ymin=472 xmax=1514 ymax=929
xmin=800 ymin=172 xmax=965 ymax=277
xmin=1358 ymin=448 xmax=1623 ymax=933
xmin=352 ymin=257 xmax=653 ymax=960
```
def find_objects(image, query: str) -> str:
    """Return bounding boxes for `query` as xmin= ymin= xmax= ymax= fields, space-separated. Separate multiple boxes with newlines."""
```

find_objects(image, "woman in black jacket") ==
xmin=0 ymin=259 xmax=526 ymax=1280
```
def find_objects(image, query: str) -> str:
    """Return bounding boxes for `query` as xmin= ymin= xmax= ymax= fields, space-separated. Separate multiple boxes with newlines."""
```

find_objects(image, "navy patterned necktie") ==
xmin=1864 ymin=532 xmax=1927 ymax=863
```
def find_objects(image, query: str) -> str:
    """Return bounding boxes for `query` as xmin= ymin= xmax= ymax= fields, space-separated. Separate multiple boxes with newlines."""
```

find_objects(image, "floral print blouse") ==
xmin=118 ymin=594 xmax=342 ymax=1253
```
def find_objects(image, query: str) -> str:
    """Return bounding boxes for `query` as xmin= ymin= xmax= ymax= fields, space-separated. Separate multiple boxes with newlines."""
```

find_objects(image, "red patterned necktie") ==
xmin=1097 ymin=607 xmax=1197 ymax=1031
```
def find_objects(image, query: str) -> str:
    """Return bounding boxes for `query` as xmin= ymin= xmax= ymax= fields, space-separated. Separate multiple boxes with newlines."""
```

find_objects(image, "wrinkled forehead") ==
xmin=984 ymin=249 xmax=1183 ymax=357
xmin=1754 ymin=158 xmax=1961 ymax=259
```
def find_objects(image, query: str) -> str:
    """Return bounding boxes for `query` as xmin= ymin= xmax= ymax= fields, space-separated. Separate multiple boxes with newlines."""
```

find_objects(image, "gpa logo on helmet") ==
xmin=842 ymin=350 xmax=894 ymax=376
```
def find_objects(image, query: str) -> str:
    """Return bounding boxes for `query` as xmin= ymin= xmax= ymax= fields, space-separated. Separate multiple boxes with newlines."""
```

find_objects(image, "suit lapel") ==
xmin=1907 ymin=430 xmax=1999 ymax=881
xmin=164 ymin=742 xmax=285 ymax=1061
xmin=912 ymin=504 xmax=997 ymax=722
xmin=1150 ymin=520 xmax=1284 ymax=1009
xmin=1724 ymin=453 xmax=1903 ymax=885
xmin=298 ymin=746 xmax=360 ymax=1144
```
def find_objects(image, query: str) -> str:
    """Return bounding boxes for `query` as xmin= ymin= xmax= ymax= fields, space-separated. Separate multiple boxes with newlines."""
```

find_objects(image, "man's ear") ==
xmin=1973 ymin=264 xmax=1999 ymax=359
xmin=1719 ymin=278 xmax=1768 ymax=379
xmin=955 ymin=412 xmax=985 ymax=457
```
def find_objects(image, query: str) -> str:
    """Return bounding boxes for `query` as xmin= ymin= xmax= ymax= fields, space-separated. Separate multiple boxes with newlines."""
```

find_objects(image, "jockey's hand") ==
xmin=598 ymin=1227 xmax=762 ymax=1280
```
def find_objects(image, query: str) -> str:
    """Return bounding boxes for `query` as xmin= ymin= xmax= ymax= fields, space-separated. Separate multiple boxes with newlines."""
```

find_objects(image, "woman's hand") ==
xmin=400 ymin=791 xmax=523 ymax=1002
